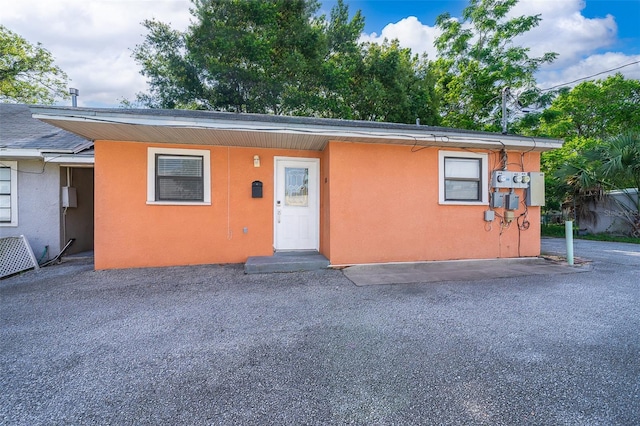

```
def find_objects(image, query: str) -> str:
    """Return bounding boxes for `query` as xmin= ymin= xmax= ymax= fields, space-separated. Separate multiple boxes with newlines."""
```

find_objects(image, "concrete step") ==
xmin=244 ymin=252 xmax=329 ymax=274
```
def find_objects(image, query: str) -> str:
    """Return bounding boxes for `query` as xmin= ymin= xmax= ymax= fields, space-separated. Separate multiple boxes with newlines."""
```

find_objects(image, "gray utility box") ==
xmin=505 ymin=192 xmax=520 ymax=210
xmin=526 ymin=172 xmax=545 ymax=206
xmin=491 ymin=191 xmax=504 ymax=208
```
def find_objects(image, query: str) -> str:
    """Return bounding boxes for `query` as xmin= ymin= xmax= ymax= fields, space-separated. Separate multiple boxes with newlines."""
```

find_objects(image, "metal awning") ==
xmin=30 ymin=106 xmax=563 ymax=152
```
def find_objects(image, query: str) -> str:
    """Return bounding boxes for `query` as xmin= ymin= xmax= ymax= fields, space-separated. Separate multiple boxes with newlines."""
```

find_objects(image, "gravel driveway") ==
xmin=2 ymin=239 xmax=639 ymax=425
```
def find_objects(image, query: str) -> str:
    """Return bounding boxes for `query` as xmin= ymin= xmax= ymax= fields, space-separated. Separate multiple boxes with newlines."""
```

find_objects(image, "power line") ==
xmin=539 ymin=59 xmax=640 ymax=92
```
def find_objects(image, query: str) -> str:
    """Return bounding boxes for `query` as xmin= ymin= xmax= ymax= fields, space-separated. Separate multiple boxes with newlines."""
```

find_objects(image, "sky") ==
xmin=1 ymin=0 xmax=639 ymax=108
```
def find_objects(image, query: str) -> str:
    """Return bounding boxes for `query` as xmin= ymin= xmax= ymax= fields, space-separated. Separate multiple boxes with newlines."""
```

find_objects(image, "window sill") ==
xmin=439 ymin=201 xmax=488 ymax=206
xmin=146 ymin=201 xmax=211 ymax=206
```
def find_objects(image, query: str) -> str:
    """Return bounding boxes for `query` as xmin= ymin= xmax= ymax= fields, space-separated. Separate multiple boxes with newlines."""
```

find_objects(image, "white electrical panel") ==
xmin=62 ymin=186 xmax=77 ymax=208
xmin=491 ymin=171 xmax=531 ymax=189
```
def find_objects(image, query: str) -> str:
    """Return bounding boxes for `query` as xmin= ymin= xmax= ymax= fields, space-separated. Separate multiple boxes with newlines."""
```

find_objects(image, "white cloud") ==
xmin=0 ymin=0 xmax=191 ymax=107
xmin=360 ymin=16 xmax=440 ymax=59
xmin=359 ymin=0 xmax=635 ymax=90
xmin=0 ymin=0 xmax=636 ymax=107
xmin=510 ymin=0 xmax=618 ymax=67
xmin=537 ymin=52 xmax=640 ymax=91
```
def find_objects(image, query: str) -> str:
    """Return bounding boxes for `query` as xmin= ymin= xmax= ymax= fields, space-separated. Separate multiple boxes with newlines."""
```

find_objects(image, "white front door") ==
xmin=274 ymin=157 xmax=320 ymax=251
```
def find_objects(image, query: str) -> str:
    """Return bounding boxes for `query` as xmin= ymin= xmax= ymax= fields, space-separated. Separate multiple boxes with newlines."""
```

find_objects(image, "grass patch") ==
xmin=541 ymin=224 xmax=566 ymax=237
xmin=541 ymin=224 xmax=640 ymax=244
xmin=579 ymin=234 xmax=640 ymax=244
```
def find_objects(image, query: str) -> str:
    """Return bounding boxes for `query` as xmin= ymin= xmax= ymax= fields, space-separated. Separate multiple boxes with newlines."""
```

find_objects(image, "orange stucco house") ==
xmin=31 ymin=107 xmax=562 ymax=270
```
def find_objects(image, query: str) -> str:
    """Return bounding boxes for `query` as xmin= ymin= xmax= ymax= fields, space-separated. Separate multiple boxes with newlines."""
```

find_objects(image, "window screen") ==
xmin=444 ymin=157 xmax=482 ymax=201
xmin=155 ymin=155 xmax=204 ymax=201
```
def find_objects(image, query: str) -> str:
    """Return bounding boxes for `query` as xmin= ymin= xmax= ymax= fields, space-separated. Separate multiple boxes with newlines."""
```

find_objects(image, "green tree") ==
xmin=554 ymin=132 xmax=640 ymax=236
xmin=597 ymin=132 xmax=640 ymax=235
xmin=276 ymin=0 xmax=365 ymax=118
xmin=132 ymin=0 xmax=364 ymax=115
xmin=433 ymin=0 xmax=556 ymax=130
xmin=172 ymin=0 xmax=326 ymax=114
xmin=133 ymin=0 xmax=329 ymax=113
xmin=540 ymin=136 xmax=600 ymax=211
xmin=131 ymin=19 xmax=206 ymax=109
xmin=515 ymin=75 xmax=640 ymax=212
xmin=288 ymin=0 xmax=364 ymax=119
xmin=599 ymin=132 xmax=640 ymax=193
xmin=350 ymin=40 xmax=438 ymax=124
xmin=549 ymin=137 xmax=602 ymax=217
xmin=536 ymin=74 xmax=640 ymax=139
xmin=129 ymin=0 xmax=438 ymax=124
xmin=0 ymin=25 xmax=68 ymax=104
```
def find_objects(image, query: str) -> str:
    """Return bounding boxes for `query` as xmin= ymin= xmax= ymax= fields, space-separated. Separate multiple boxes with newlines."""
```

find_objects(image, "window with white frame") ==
xmin=147 ymin=148 xmax=211 ymax=205
xmin=0 ymin=161 xmax=18 ymax=226
xmin=438 ymin=151 xmax=488 ymax=205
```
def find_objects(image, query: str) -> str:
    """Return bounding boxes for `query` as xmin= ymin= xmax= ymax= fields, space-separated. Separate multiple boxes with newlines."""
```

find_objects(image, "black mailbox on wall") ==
xmin=252 ymin=181 xmax=263 ymax=198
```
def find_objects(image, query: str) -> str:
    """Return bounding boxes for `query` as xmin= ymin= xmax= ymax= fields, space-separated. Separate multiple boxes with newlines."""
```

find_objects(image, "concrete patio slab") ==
xmin=245 ymin=251 xmax=329 ymax=274
xmin=342 ymin=257 xmax=590 ymax=286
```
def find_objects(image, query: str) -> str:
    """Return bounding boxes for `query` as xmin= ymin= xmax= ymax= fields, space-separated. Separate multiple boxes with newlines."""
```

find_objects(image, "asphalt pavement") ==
xmin=1 ymin=238 xmax=639 ymax=425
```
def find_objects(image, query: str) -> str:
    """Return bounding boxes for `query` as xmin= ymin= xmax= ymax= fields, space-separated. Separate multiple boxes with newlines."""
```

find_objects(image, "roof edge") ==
xmin=0 ymin=148 xmax=44 ymax=159
xmin=30 ymin=106 xmax=563 ymax=152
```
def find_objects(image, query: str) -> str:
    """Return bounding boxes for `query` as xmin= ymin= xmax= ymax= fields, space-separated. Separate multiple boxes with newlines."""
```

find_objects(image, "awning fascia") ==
xmin=30 ymin=107 xmax=564 ymax=152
